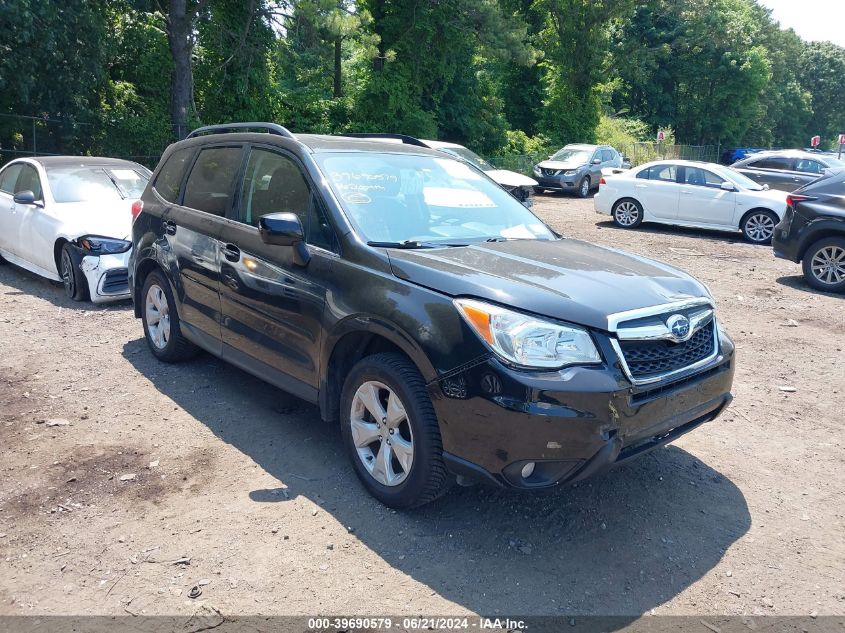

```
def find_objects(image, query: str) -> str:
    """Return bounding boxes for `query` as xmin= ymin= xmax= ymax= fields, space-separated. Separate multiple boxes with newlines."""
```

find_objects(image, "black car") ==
xmin=129 ymin=122 xmax=735 ymax=508
xmin=773 ymin=168 xmax=845 ymax=293
xmin=731 ymin=150 xmax=845 ymax=193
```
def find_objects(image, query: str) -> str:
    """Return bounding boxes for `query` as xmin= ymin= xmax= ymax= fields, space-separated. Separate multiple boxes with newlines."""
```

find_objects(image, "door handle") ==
xmin=680 ymin=190 xmax=693 ymax=194
xmin=221 ymin=243 xmax=241 ymax=262
xmin=163 ymin=220 xmax=177 ymax=235
xmin=635 ymin=184 xmax=647 ymax=189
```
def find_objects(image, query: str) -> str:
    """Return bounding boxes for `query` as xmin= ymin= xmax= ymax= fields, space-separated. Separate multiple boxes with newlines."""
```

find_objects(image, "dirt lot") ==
xmin=0 ymin=195 xmax=843 ymax=619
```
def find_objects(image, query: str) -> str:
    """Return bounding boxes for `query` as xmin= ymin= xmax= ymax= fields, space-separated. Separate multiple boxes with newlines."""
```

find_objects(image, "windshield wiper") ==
xmin=367 ymin=240 xmax=467 ymax=249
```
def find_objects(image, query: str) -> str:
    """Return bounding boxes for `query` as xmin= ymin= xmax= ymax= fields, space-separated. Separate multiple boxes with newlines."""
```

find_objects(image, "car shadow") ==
xmin=0 ymin=261 xmax=132 ymax=311
xmin=594 ymin=220 xmax=759 ymax=247
xmin=776 ymin=274 xmax=844 ymax=299
xmin=122 ymin=337 xmax=750 ymax=619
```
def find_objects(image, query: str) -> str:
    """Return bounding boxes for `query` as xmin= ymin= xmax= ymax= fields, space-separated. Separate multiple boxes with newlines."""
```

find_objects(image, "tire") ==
xmin=140 ymin=270 xmax=198 ymax=362
xmin=340 ymin=352 xmax=449 ymax=509
xmin=612 ymin=198 xmax=644 ymax=229
xmin=577 ymin=176 xmax=591 ymax=198
xmin=60 ymin=243 xmax=89 ymax=301
xmin=801 ymin=236 xmax=845 ymax=293
xmin=741 ymin=209 xmax=778 ymax=244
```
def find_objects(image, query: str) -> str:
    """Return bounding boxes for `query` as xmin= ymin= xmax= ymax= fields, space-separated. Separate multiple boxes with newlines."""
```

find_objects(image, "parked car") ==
xmin=533 ymin=144 xmax=624 ymax=198
xmin=420 ymin=139 xmax=538 ymax=207
xmin=595 ymin=160 xmax=788 ymax=244
xmin=345 ymin=133 xmax=538 ymax=207
xmin=719 ymin=147 xmax=764 ymax=165
xmin=773 ymin=168 xmax=845 ymax=292
xmin=130 ymin=122 xmax=735 ymax=509
xmin=731 ymin=150 xmax=845 ymax=192
xmin=0 ymin=156 xmax=150 ymax=302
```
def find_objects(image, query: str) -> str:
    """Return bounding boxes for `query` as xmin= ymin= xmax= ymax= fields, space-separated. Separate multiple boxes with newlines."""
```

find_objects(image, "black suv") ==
xmin=129 ymin=123 xmax=735 ymax=508
xmin=773 ymin=168 xmax=845 ymax=293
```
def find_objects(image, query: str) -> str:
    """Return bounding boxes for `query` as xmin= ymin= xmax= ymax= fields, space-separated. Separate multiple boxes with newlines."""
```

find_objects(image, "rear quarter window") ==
xmin=153 ymin=147 xmax=193 ymax=203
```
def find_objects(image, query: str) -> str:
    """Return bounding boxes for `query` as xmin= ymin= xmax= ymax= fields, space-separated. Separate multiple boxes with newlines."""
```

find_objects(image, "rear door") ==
xmin=741 ymin=157 xmax=797 ymax=191
xmin=678 ymin=166 xmax=736 ymax=226
xmin=0 ymin=162 xmax=24 ymax=256
xmin=217 ymin=145 xmax=338 ymax=401
xmin=635 ymin=164 xmax=681 ymax=219
xmin=165 ymin=144 xmax=245 ymax=348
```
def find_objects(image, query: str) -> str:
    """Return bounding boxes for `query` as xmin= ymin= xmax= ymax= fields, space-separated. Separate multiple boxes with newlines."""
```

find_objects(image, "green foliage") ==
xmin=799 ymin=42 xmax=845 ymax=149
xmin=594 ymin=115 xmax=650 ymax=148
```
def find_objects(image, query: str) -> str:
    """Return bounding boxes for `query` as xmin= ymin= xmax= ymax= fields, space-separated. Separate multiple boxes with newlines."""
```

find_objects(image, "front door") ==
xmin=0 ymin=163 xmax=25 ymax=256
xmin=678 ymin=166 xmax=736 ymax=226
xmin=218 ymin=146 xmax=337 ymax=402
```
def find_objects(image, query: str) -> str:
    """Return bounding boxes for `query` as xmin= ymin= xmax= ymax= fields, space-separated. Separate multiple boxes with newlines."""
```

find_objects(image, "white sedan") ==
xmin=0 ymin=157 xmax=150 ymax=302
xmin=594 ymin=160 xmax=788 ymax=243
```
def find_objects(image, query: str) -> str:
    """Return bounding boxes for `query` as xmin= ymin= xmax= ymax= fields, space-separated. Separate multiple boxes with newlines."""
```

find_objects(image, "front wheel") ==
xmin=741 ymin=210 xmax=778 ymax=244
xmin=340 ymin=353 xmax=448 ymax=509
xmin=60 ymin=243 xmax=89 ymax=301
xmin=802 ymin=237 xmax=845 ymax=293
xmin=577 ymin=176 xmax=591 ymax=198
xmin=612 ymin=198 xmax=643 ymax=228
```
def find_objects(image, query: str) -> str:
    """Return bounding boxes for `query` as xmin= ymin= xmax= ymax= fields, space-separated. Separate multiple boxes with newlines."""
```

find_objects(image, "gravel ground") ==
xmin=0 ymin=194 xmax=842 ymax=619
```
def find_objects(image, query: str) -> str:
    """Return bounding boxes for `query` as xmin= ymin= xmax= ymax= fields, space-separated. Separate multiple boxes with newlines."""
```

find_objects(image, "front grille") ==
xmin=619 ymin=320 xmax=715 ymax=379
xmin=541 ymin=168 xmax=559 ymax=177
xmin=101 ymin=268 xmax=129 ymax=294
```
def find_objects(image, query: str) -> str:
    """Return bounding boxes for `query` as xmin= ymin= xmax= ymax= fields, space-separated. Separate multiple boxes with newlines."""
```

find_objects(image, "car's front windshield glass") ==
xmin=48 ymin=167 xmax=150 ymax=203
xmin=550 ymin=148 xmax=593 ymax=163
xmin=725 ymin=167 xmax=765 ymax=191
xmin=315 ymin=152 xmax=555 ymax=245
xmin=440 ymin=146 xmax=493 ymax=171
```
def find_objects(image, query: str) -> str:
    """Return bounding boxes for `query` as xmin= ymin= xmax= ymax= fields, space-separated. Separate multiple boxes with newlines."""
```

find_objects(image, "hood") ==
xmin=485 ymin=169 xmax=538 ymax=188
xmin=536 ymin=160 xmax=587 ymax=171
xmin=54 ymin=199 xmax=134 ymax=241
xmin=387 ymin=239 xmax=709 ymax=331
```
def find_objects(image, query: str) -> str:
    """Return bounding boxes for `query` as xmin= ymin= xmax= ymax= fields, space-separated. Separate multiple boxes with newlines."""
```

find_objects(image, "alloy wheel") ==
xmin=61 ymin=249 xmax=75 ymax=297
xmin=145 ymin=284 xmax=171 ymax=350
xmin=744 ymin=213 xmax=775 ymax=242
xmin=810 ymin=245 xmax=845 ymax=286
xmin=349 ymin=381 xmax=414 ymax=487
xmin=580 ymin=178 xmax=590 ymax=197
xmin=614 ymin=201 xmax=640 ymax=226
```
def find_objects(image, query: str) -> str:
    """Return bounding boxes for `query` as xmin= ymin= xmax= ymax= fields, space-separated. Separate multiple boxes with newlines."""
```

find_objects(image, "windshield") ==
xmin=724 ymin=167 xmax=765 ymax=191
xmin=47 ymin=166 xmax=150 ymax=203
xmin=438 ymin=146 xmax=493 ymax=171
xmin=315 ymin=152 xmax=555 ymax=245
xmin=550 ymin=147 xmax=593 ymax=163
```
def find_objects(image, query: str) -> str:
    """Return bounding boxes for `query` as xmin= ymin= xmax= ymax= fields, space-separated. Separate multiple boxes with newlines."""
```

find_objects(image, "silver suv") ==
xmin=533 ymin=144 xmax=624 ymax=197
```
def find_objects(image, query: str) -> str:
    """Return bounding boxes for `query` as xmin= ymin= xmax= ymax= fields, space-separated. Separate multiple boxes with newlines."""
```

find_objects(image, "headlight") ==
xmin=454 ymin=298 xmax=601 ymax=369
xmin=564 ymin=170 xmax=578 ymax=177
xmin=78 ymin=236 xmax=131 ymax=254
xmin=532 ymin=166 xmax=541 ymax=176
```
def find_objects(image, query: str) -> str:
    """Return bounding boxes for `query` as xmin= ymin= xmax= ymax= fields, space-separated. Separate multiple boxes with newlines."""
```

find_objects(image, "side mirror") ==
xmin=13 ymin=190 xmax=39 ymax=205
xmin=762 ymin=184 xmax=770 ymax=190
xmin=258 ymin=212 xmax=310 ymax=265
xmin=720 ymin=181 xmax=736 ymax=191
xmin=591 ymin=158 xmax=602 ymax=165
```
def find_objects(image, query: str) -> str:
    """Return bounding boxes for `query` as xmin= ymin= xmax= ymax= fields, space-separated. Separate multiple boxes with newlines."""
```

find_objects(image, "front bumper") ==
xmin=430 ymin=329 xmax=735 ymax=489
xmin=80 ymin=250 xmax=132 ymax=303
xmin=535 ymin=175 xmax=581 ymax=191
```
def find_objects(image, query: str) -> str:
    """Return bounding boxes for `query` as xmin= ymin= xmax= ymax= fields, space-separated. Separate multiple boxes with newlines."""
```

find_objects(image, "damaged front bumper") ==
xmin=429 ymin=330 xmax=735 ymax=489
xmin=79 ymin=250 xmax=132 ymax=303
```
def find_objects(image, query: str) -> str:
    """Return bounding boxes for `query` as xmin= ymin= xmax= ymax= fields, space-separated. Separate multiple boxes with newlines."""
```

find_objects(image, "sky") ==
xmin=757 ymin=0 xmax=845 ymax=47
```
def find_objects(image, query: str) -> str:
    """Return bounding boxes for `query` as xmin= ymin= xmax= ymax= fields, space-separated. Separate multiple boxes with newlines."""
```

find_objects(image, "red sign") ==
xmin=811 ymin=135 xmax=821 ymax=147
xmin=839 ymin=133 xmax=845 ymax=145
xmin=656 ymin=130 xmax=666 ymax=142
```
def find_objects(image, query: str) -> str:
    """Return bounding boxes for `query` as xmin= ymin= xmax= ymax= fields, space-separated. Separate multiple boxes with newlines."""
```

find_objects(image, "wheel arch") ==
xmin=133 ymin=257 xmax=172 ymax=318
xmin=797 ymin=224 xmax=845 ymax=262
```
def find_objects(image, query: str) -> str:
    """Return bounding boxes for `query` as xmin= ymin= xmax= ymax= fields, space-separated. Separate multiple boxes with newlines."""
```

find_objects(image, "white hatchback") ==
xmin=0 ymin=156 xmax=150 ymax=302
xmin=594 ymin=160 xmax=788 ymax=243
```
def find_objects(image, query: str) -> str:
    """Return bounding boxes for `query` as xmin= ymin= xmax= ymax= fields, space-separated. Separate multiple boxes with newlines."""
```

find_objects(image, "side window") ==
xmin=601 ymin=149 xmax=615 ymax=162
xmin=636 ymin=167 xmax=650 ymax=180
xmin=153 ymin=147 xmax=193 ymax=203
xmin=591 ymin=151 xmax=601 ymax=163
xmin=183 ymin=147 xmax=243 ymax=216
xmin=648 ymin=165 xmax=677 ymax=182
xmin=0 ymin=164 xmax=23 ymax=194
xmin=15 ymin=165 xmax=43 ymax=199
xmin=795 ymin=159 xmax=823 ymax=174
xmin=751 ymin=157 xmax=793 ymax=170
xmin=684 ymin=167 xmax=725 ymax=188
xmin=238 ymin=148 xmax=337 ymax=251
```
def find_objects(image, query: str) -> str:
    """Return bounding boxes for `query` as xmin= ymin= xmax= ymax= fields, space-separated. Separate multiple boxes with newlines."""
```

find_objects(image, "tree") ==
xmin=799 ymin=42 xmax=845 ymax=148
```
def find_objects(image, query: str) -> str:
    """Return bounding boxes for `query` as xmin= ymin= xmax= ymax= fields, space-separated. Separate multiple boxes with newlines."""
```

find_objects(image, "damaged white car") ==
xmin=0 ymin=157 xmax=150 ymax=302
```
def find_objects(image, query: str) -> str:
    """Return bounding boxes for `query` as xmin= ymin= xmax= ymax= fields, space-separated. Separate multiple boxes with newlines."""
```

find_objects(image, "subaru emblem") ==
xmin=667 ymin=314 xmax=691 ymax=341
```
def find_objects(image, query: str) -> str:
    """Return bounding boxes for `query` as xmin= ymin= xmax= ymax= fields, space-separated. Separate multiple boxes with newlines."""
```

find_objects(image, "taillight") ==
xmin=785 ymin=194 xmax=815 ymax=209
xmin=131 ymin=200 xmax=143 ymax=222
xmin=599 ymin=177 xmax=606 ymax=186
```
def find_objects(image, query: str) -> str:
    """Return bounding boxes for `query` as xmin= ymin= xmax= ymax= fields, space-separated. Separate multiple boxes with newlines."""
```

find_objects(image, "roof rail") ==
xmin=186 ymin=122 xmax=295 ymax=140
xmin=344 ymin=133 xmax=428 ymax=148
